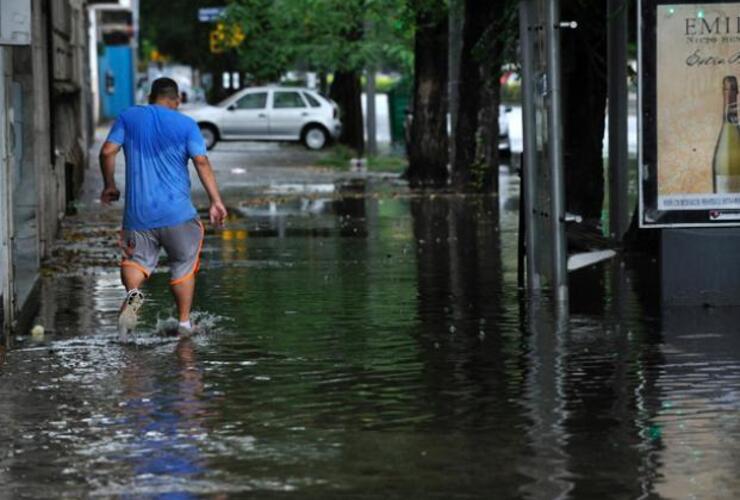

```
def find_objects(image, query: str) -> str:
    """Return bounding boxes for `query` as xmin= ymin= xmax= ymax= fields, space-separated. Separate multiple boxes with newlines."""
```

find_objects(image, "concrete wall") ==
xmin=0 ymin=0 xmax=92 ymax=343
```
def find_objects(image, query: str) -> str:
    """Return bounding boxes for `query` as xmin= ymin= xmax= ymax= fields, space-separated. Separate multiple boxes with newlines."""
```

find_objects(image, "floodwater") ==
xmin=1 ymin=173 xmax=740 ymax=499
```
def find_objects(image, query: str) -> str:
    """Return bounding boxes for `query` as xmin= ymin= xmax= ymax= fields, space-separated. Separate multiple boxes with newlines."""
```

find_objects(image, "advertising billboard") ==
xmin=640 ymin=0 xmax=740 ymax=226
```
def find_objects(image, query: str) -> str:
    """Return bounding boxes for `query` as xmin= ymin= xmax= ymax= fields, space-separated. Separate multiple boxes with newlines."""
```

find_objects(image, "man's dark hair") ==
xmin=149 ymin=77 xmax=179 ymax=103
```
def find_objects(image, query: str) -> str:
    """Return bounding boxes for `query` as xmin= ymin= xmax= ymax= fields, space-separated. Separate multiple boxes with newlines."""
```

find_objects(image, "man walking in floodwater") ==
xmin=99 ymin=77 xmax=227 ymax=339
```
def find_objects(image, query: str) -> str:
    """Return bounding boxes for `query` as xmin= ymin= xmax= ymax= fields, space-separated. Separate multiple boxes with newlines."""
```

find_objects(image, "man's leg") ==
xmin=162 ymin=219 xmax=204 ymax=334
xmin=170 ymin=276 xmax=195 ymax=322
xmin=121 ymin=265 xmax=147 ymax=292
xmin=118 ymin=229 xmax=156 ymax=339
xmin=118 ymin=265 xmax=148 ymax=339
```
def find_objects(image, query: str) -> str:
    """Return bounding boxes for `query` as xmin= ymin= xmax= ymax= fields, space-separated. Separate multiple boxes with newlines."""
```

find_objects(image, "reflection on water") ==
xmin=1 ymin=179 xmax=740 ymax=497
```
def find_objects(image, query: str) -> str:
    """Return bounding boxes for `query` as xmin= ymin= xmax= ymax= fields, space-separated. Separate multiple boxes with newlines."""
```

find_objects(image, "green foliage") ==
xmin=360 ymin=73 xmax=403 ymax=92
xmin=471 ymin=0 xmax=519 ymax=69
xmin=223 ymin=0 xmax=414 ymax=82
xmin=140 ymin=0 xmax=226 ymax=66
xmin=368 ymin=154 xmax=407 ymax=173
xmin=316 ymin=144 xmax=357 ymax=169
xmin=406 ymin=0 xmax=448 ymax=28
xmin=225 ymin=0 xmax=299 ymax=82
xmin=140 ymin=0 xmax=414 ymax=83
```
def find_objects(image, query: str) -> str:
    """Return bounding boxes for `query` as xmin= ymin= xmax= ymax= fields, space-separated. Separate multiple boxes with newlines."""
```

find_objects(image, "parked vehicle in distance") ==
xmin=182 ymin=86 xmax=342 ymax=150
xmin=498 ymin=105 xmax=512 ymax=157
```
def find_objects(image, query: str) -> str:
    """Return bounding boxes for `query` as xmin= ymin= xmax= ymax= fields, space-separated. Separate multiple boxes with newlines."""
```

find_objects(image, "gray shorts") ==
xmin=120 ymin=218 xmax=204 ymax=284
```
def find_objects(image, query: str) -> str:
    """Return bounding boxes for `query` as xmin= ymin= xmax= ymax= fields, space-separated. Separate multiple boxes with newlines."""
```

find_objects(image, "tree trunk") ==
xmin=448 ymin=0 xmax=464 ymax=173
xmin=206 ymin=52 xmax=239 ymax=103
xmin=561 ymin=0 xmax=608 ymax=224
xmin=479 ymin=45 xmax=503 ymax=193
xmin=318 ymin=72 xmax=328 ymax=95
xmin=330 ymin=70 xmax=364 ymax=155
xmin=452 ymin=0 xmax=498 ymax=192
xmin=407 ymin=2 xmax=448 ymax=188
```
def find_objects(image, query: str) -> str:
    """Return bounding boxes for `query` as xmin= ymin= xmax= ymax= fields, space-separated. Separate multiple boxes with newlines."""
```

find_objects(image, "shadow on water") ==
xmin=1 ymin=179 xmax=740 ymax=497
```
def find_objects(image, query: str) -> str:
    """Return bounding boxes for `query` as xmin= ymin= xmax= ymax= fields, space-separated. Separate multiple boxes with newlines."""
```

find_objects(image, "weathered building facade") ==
xmin=1 ymin=0 xmax=92 ymax=343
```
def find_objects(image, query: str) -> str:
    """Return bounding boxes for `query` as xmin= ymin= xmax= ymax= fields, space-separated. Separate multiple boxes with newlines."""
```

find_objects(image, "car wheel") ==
xmin=302 ymin=125 xmax=329 ymax=150
xmin=498 ymin=135 xmax=512 ymax=159
xmin=199 ymin=124 xmax=218 ymax=150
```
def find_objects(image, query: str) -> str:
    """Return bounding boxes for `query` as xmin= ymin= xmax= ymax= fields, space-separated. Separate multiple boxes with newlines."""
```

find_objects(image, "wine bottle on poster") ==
xmin=712 ymin=75 xmax=740 ymax=193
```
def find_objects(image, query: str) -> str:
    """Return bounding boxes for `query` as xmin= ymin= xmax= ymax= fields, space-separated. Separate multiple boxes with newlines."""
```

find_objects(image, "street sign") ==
xmin=198 ymin=7 xmax=226 ymax=23
xmin=640 ymin=0 xmax=740 ymax=227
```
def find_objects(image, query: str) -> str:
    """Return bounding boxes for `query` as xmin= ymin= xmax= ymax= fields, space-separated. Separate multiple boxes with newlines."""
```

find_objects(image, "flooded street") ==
xmin=1 ymin=165 xmax=740 ymax=498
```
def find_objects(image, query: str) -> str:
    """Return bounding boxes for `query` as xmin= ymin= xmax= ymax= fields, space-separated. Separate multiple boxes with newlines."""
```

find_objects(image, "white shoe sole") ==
xmin=118 ymin=290 xmax=144 ymax=340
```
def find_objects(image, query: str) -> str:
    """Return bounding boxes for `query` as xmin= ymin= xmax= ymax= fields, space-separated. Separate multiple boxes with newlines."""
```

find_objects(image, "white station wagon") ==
xmin=182 ymin=86 xmax=342 ymax=150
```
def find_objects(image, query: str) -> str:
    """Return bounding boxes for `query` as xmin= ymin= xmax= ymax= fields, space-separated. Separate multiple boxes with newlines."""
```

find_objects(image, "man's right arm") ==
xmin=192 ymin=155 xmax=227 ymax=226
xmin=99 ymin=141 xmax=121 ymax=204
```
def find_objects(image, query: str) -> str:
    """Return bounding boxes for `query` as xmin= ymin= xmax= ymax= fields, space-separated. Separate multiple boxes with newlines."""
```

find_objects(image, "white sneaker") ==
xmin=177 ymin=321 xmax=194 ymax=338
xmin=118 ymin=289 xmax=145 ymax=340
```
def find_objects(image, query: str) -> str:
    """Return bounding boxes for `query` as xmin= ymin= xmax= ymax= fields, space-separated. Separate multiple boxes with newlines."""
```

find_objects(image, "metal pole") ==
xmin=519 ymin=0 xmax=541 ymax=291
xmin=364 ymin=18 xmax=377 ymax=157
xmin=608 ymin=0 xmax=629 ymax=240
xmin=366 ymin=68 xmax=377 ymax=157
xmin=545 ymin=0 xmax=568 ymax=302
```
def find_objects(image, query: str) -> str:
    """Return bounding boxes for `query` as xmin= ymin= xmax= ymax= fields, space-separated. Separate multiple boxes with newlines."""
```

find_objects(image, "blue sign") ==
xmin=198 ymin=7 xmax=226 ymax=22
xmin=98 ymin=45 xmax=134 ymax=119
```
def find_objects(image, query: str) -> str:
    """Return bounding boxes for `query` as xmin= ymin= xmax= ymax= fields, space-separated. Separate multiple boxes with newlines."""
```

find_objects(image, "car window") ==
xmin=273 ymin=91 xmax=307 ymax=109
xmin=235 ymin=92 xmax=267 ymax=110
xmin=302 ymin=92 xmax=322 ymax=108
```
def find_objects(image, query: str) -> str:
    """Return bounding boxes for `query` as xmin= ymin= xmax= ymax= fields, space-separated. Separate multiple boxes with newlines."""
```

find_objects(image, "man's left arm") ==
xmin=192 ymin=155 xmax=227 ymax=227
xmin=187 ymin=121 xmax=227 ymax=226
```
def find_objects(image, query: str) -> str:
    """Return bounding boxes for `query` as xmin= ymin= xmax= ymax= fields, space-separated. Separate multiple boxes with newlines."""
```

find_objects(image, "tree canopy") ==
xmin=140 ymin=0 xmax=414 ymax=84
xmin=223 ymin=0 xmax=414 ymax=82
xmin=139 ymin=0 xmax=225 ymax=67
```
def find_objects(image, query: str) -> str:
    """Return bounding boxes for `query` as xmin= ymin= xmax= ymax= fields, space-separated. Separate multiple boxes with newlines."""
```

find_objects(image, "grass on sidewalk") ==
xmin=317 ymin=144 xmax=407 ymax=174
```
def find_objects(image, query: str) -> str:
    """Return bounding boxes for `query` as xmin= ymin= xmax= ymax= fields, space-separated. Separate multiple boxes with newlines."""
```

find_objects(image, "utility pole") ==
xmin=519 ymin=0 xmax=567 ymax=299
xmin=365 ymin=68 xmax=377 ymax=157
xmin=364 ymin=20 xmax=377 ymax=157
xmin=545 ymin=0 xmax=568 ymax=302
xmin=519 ymin=0 xmax=541 ymax=291
xmin=607 ymin=0 xmax=629 ymax=240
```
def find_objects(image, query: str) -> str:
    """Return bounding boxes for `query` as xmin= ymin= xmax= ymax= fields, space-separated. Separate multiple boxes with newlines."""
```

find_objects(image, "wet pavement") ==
xmin=1 ymin=138 xmax=740 ymax=498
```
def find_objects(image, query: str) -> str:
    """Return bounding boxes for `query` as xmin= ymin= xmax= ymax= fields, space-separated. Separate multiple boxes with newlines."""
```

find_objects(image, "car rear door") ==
xmin=268 ymin=90 xmax=309 ymax=138
xmin=221 ymin=91 xmax=269 ymax=138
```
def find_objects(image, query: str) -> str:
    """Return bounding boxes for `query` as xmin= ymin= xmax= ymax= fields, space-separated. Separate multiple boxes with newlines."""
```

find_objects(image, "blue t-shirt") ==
xmin=106 ymin=105 xmax=206 ymax=230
